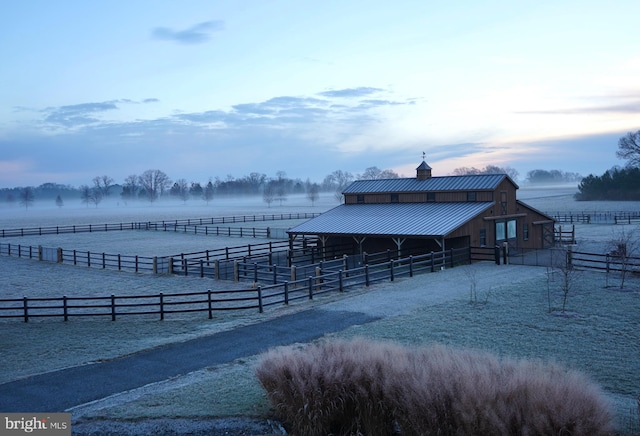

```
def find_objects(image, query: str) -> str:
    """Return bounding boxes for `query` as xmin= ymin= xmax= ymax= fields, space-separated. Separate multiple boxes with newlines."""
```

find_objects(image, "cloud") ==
xmin=152 ymin=20 xmax=224 ymax=44
xmin=43 ymin=102 xmax=118 ymax=128
xmin=318 ymin=87 xmax=384 ymax=98
xmin=515 ymin=97 xmax=640 ymax=115
xmin=41 ymin=99 xmax=160 ymax=128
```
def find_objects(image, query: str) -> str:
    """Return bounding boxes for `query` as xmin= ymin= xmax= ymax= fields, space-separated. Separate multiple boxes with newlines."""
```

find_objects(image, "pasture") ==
xmin=1 ymin=188 xmax=640 ymax=434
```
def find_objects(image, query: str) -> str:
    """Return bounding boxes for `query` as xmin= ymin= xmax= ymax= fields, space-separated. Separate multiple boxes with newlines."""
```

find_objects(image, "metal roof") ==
xmin=342 ymin=174 xmax=513 ymax=194
xmin=287 ymin=202 xmax=493 ymax=238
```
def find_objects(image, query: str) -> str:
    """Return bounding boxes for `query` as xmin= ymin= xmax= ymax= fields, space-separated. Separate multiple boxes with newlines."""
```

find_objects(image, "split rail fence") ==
xmin=0 ymin=212 xmax=320 ymax=238
xmin=0 ymin=246 xmax=483 ymax=322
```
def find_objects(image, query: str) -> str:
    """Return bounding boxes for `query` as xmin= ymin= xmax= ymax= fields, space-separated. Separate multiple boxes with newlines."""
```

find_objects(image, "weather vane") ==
xmin=422 ymin=151 xmax=426 ymax=161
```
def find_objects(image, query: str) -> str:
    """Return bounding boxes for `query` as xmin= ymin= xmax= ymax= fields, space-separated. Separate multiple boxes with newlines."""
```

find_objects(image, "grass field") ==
xmin=2 ymin=188 xmax=640 ymax=434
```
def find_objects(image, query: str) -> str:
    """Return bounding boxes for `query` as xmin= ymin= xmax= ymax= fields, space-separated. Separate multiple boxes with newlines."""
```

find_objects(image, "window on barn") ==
xmin=357 ymin=194 xmax=365 ymax=204
xmin=391 ymin=193 xmax=399 ymax=203
xmin=507 ymin=219 xmax=517 ymax=239
xmin=426 ymin=192 xmax=436 ymax=202
xmin=480 ymin=228 xmax=486 ymax=246
xmin=523 ymin=223 xmax=529 ymax=241
xmin=467 ymin=191 xmax=477 ymax=201
xmin=496 ymin=222 xmax=506 ymax=241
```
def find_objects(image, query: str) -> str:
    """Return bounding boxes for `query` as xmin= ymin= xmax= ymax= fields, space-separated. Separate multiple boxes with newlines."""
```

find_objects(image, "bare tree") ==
xmin=324 ymin=170 xmax=354 ymax=203
xmin=357 ymin=166 xmax=400 ymax=180
xmin=55 ymin=195 xmax=64 ymax=208
xmin=607 ymin=227 xmax=638 ymax=289
xmin=551 ymin=246 xmax=579 ymax=313
xmin=19 ymin=187 xmax=34 ymax=210
xmin=306 ymin=183 xmax=320 ymax=206
xmin=138 ymin=169 xmax=171 ymax=203
xmin=93 ymin=175 xmax=114 ymax=198
xmin=263 ymin=182 xmax=276 ymax=208
xmin=616 ymin=130 xmax=640 ymax=167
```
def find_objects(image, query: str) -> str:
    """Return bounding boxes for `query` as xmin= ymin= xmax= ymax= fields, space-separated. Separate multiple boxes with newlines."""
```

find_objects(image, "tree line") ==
xmin=576 ymin=130 xmax=640 ymax=201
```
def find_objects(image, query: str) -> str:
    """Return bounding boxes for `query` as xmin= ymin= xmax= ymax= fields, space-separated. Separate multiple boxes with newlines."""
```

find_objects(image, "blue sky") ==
xmin=1 ymin=0 xmax=639 ymax=188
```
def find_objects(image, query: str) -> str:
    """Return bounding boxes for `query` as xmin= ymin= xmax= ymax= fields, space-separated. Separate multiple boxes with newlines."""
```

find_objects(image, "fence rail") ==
xmin=550 ymin=211 xmax=640 ymax=224
xmin=0 ymin=247 xmax=477 ymax=322
xmin=0 ymin=212 xmax=321 ymax=238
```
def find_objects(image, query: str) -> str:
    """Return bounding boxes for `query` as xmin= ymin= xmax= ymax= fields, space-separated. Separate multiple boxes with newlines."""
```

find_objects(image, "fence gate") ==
xmin=543 ymin=223 xmax=554 ymax=248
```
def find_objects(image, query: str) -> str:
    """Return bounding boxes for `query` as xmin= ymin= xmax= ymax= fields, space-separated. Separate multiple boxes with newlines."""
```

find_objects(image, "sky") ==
xmin=1 ymin=0 xmax=639 ymax=188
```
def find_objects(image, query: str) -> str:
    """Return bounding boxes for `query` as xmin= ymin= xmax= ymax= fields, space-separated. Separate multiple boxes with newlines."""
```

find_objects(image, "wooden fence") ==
xmin=551 ymin=211 xmax=640 ymax=224
xmin=0 ymin=247 xmax=476 ymax=322
xmin=0 ymin=212 xmax=320 ymax=238
xmin=570 ymin=250 xmax=640 ymax=273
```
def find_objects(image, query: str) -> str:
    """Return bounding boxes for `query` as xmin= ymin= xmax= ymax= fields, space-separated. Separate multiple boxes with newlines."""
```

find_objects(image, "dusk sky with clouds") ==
xmin=1 ymin=0 xmax=639 ymax=188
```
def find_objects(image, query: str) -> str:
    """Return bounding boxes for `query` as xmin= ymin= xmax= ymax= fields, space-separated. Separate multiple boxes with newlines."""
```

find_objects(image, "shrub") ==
xmin=256 ymin=338 xmax=613 ymax=435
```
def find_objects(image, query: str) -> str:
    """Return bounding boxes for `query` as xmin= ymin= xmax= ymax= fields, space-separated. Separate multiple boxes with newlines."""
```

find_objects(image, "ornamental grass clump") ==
xmin=255 ymin=338 xmax=613 ymax=436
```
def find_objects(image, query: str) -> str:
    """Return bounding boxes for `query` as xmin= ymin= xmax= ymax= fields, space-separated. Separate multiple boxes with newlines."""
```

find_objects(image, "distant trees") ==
xmin=202 ymin=180 xmax=214 ymax=204
xmin=323 ymin=170 xmax=354 ymax=203
xmin=616 ymin=130 xmax=640 ymax=167
xmin=19 ymin=187 xmax=34 ymax=210
xmin=121 ymin=174 xmax=139 ymax=202
xmin=576 ymin=166 xmax=640 ymax=200
xmin=170 ymin=179 xmax=190 ymax=203
xmin=452 ymin=165 xmax=519 ymax=181
xmin=92 ymin=175 xmax=114 ymax=198
xmin=79 ymin=184 xmax=102 ymax=207
xmin=263 ymin=182 xmax=275 ymax=207
xmin=357 ymin=166 xmax=400 ymax=180
xmin=525 ymin=169 xmax=582 ymax=185
xmin=306 ymin=183 xmax=320 ymax=206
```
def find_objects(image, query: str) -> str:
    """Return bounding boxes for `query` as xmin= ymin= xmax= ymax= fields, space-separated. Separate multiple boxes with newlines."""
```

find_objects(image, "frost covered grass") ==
xmin=2 ymin=189 xmax=640 ymax=433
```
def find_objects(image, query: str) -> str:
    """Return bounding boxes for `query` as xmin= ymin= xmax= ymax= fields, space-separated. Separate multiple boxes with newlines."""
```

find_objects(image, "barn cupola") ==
xmin=416 ymin=160 xmax=432 ymax=180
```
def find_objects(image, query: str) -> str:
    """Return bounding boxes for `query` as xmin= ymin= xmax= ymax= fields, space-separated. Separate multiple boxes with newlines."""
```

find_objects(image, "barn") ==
xmin=287 ymin=161 xmax=555 ymax=258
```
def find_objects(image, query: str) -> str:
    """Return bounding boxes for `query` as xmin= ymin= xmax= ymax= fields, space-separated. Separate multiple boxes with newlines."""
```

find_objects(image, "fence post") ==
xmin=38 ymin=245 xmax=43 ymax=261
xmin=449 ymin=248 xmax=454 ymax=268
xmin=257 ymin=286 xmax=264 ymax=313
xmin=153 ymin=257 xmax=157 ymax=274
xmin=315 ymin=266 xmax=322 ymax=291
xmin=102 ymin=253 xmax=106 ymax=269
xmin=365 ymin=264 xmax=370 ymax=286
xmin=234 ymin=261 xmax=239 ymax=282
xmin=215 ymin=260 xmax=220 ymax=280
xmin=273 ymin=265 xmax=278 ymax=284
xmin=284 ymin=281 xmax=289 ymax=305
xmin=207 ymin=290 xmax=213 ymax=319
xmin=87 ymin=251 xmax=91 ymax=267
xmin=494 ymin=246 xmax=500 ymax=265
xmin=111 ymin=295 xmax=116 ymax=321
xmin=502 ymin=243 xmax=509 ymax=265
xmin=390 ymin=260 xmax=394 ymax=281
xmin=183 ymin=259 xmax=188 ymax=276
xmin=168 ymin=257 xmax=174 ymax=274
xmin=63 ymin=295 xmax=68 ymax=322
xmin=23 ymin=297 xmax=28 ymax=323
xmin=160 ymin=293 xmax=164 ymax=321
xmin=409 ymin=255 xmax=414 ymax=277
xmin=430 ymin=252 xmax=434 ymax=272
xmin=291 ymin=265 xmax=297 ymax=285
xmin=200 ymin=260 xmax=204 ymax=278
xmin=339 ymin=270 xmax=343 ymax=292
xmin=57 ymin=247 xmax=63 ymax=263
